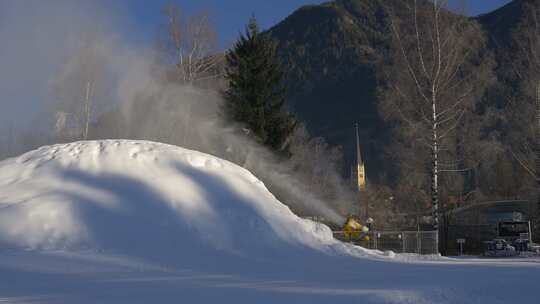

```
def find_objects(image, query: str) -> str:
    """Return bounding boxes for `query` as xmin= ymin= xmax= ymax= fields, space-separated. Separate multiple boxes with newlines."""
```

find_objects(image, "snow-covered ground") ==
xmin=0 ymin=140 xmax=539 ymax=304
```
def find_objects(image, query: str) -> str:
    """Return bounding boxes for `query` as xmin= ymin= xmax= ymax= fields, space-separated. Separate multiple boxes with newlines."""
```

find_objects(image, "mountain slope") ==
xmin=268 ymin=0 xmax=394 ymax=181
xmin=477 ymin=0 xmax=523 ymax=50
xmin=268 ymin=0 xmax=534 ymax=183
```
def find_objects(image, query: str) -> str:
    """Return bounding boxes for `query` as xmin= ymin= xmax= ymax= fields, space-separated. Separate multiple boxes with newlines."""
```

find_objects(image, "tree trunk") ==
xmin=83 ymin=81 xmax=92 ymax=140
xmin=432 ymin=92 xmax=442 ymax=252
xmin=432 ymin=100 xmax=440 ymax=234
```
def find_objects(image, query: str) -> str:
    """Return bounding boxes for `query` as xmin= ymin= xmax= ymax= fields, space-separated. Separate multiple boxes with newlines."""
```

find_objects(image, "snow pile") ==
xmin=0 ymin=140 xmax=369 ymax=261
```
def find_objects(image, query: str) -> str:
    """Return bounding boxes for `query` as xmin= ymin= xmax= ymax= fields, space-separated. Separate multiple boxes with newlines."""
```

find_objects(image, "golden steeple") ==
xmin=356 ymin=123 xmax=366 ymax=191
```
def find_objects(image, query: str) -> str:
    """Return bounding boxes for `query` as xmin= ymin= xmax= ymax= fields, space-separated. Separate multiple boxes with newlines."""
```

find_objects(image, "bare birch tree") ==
xmin=82 ymin=81 xmax=93 ymax=140
xmin=379 ymin=0 xmax=492 ymax=239
xmin=156 ymin=5 xmax=225 ymax=147
xmin=158 ymin=4 xmax=224 ymax=84
xmin=52 ymin=36 xmax=105 ymax=142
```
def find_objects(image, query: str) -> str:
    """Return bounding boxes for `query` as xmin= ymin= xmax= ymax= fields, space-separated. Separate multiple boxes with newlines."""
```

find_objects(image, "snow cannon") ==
xmin=342 ymin=216 xmax=370 ymax=241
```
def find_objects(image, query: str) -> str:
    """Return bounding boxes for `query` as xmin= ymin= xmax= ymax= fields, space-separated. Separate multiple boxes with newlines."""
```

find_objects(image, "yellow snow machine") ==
xmin=342 ymin=216 xmax=371 ymax=242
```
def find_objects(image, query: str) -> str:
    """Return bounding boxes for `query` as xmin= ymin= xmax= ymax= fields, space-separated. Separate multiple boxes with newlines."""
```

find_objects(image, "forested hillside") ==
xmin=269 ymin=0 xmax=540 ymax=205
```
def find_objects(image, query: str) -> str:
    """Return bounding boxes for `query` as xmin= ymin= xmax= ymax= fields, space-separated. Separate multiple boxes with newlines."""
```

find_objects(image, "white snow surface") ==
xmin=0 ymin=140 xmax=539 ymax=304
xmin=0 ymin=140 xmax=367 ymax=259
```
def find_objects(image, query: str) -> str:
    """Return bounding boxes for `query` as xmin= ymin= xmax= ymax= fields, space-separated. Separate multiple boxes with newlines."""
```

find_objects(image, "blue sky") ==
xmin=114 ymin=0 xmax=512 ymax=48
xmin=113 ymin=0 xmax=326 ymax=47
xmin=456 ymin=0 xmax=511 ymax=16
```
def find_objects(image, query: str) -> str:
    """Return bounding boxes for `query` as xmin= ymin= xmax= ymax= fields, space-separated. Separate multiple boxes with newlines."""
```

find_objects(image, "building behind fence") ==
xmin=443 ymin=200 xmax=535 ymax=255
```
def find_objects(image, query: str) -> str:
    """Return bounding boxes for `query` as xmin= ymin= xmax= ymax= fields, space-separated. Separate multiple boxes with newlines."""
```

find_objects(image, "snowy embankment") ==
xmin=0 ymin=140 xmax=372 ymax=260
xmin=0 ymin=140 xmax=539 ymax=304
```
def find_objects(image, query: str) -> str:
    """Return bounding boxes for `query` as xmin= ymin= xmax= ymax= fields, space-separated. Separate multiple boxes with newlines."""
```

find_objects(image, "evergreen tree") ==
xmin=224 ymin=16 xmax=296 ymax=152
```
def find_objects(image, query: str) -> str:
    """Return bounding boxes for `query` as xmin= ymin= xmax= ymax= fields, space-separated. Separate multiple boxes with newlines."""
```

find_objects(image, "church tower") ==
xmin=355 ymin=124 xmax=366 ymax=192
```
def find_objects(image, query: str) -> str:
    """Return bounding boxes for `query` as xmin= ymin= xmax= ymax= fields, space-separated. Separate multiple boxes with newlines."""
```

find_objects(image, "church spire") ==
xmin=356 ymin=123 xmax=366 ymax=191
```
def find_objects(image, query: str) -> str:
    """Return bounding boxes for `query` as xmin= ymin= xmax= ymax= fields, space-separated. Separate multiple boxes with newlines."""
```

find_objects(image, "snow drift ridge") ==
xmin=0 ymin=140 xmax=370 ymax=261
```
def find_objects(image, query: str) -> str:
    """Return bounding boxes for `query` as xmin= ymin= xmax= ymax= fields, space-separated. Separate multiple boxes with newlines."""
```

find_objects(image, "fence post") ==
xmin=436 ymin=230 xmax=440 ymax=255
xmin=417 ymin=231 xmax=421 ymax=254
xmin=402 ymin=233 xmax=406 ymax=253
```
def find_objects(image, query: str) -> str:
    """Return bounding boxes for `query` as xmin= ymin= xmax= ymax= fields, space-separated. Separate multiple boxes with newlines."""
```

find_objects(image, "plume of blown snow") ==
xmin=0 ymin=0 xmax=351 ymax=224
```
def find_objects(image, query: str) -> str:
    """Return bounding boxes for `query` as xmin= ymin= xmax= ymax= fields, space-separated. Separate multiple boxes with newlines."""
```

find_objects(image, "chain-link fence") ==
xmin=334 ymin=230 xmax=439 ymax=255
